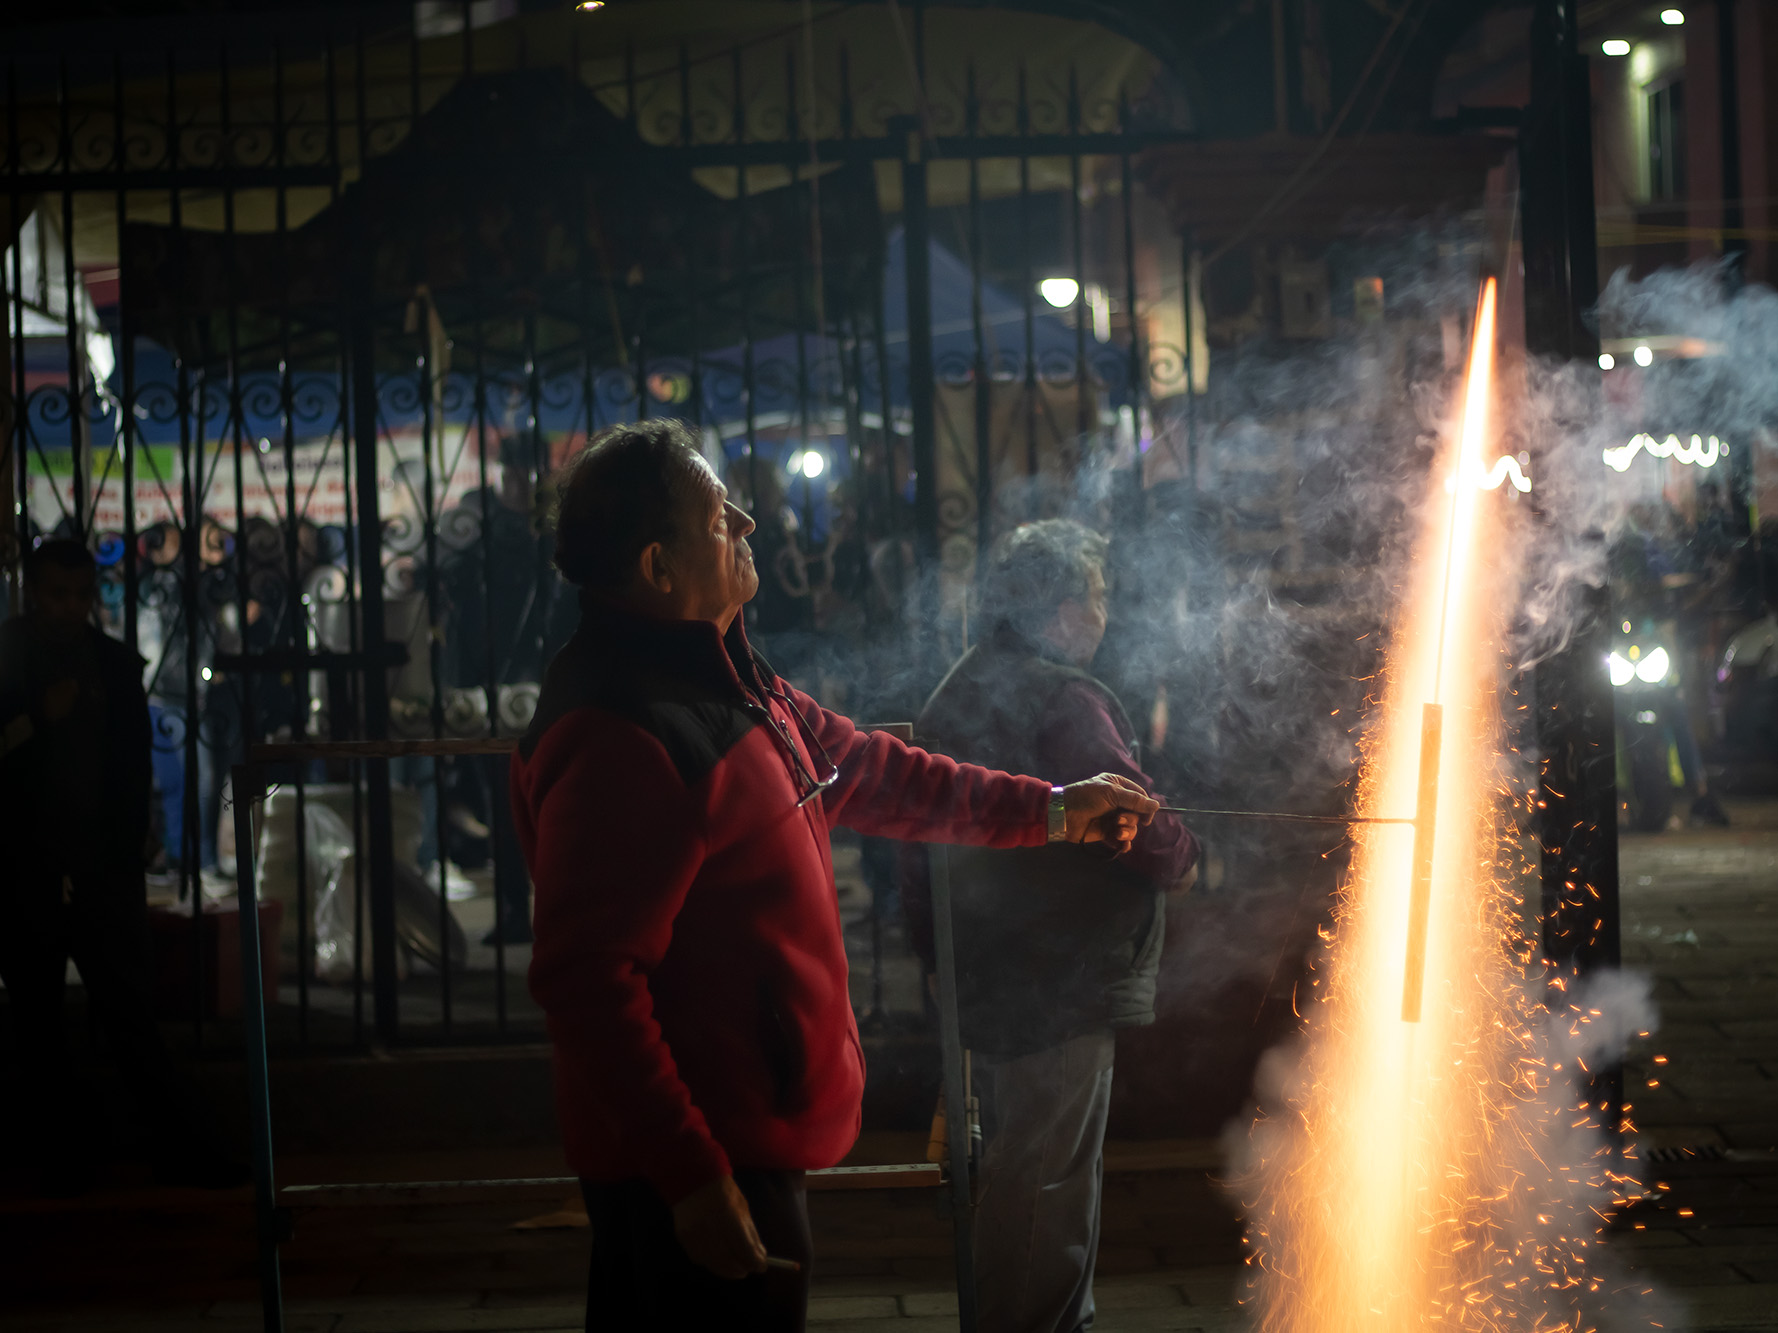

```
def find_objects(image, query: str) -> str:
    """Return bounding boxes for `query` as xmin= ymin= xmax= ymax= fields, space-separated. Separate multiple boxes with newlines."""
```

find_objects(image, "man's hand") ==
xmin=672 ymin=1174 xmax=768 ymax=1279
xmin=41 ymin=678 xmax=79 ymax=722
xmin=1062 ymin=773 xmax=1159 ymax=849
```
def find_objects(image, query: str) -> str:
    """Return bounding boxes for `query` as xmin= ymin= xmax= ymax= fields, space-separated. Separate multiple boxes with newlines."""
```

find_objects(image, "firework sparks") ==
xmin=1237 ymin=279 xmax=1657 ymax=1332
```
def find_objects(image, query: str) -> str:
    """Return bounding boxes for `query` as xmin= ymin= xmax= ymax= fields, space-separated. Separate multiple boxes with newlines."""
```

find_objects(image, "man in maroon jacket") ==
xmin=510 ymin=421 xmax=1158 ymax=1332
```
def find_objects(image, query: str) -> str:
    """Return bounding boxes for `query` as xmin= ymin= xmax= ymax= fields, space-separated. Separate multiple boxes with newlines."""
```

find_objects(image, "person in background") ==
xmin=0 ymin=540 xmax=237 ymax=1194
xmin=511 ymin=422 xmax=1159 ymax=1332
xmin=444 ymin=434 xmax=575 ymax=944
xmin=904 ymin=518 xmax=1199 ymax=1333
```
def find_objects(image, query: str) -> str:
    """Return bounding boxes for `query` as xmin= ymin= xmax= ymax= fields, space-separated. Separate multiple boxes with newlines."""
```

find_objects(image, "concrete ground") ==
xmin=2 ymin=802 xmax=1774 ymax=1331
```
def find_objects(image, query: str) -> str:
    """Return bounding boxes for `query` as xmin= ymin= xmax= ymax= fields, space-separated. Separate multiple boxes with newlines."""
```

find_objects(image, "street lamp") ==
xmin=1038 ymin=277 xmax=1079 ymax=308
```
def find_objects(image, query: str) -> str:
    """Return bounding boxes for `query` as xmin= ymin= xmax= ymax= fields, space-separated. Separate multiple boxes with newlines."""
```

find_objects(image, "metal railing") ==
xmin=230 ymin=733 xmax=981 ymax=1333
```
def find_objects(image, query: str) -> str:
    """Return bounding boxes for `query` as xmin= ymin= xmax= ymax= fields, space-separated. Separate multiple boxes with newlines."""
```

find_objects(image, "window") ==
xmin=1646 ymin=79 xmax=1686 ymax=201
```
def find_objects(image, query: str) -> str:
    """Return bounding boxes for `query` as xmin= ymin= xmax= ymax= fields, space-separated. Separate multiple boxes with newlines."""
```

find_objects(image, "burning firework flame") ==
xmin=1238 ymin=280 xmax=1652 ymax=1332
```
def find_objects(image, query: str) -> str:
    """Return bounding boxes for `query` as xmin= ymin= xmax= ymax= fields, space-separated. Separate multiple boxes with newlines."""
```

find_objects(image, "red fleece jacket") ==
xmin=511 ymin=604 xmax=1050 ymax=1204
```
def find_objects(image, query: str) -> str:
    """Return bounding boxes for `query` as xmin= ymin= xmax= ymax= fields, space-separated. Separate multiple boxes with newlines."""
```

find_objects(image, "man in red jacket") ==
xmin=511 ymin=420 xmax=1158 ymax=1331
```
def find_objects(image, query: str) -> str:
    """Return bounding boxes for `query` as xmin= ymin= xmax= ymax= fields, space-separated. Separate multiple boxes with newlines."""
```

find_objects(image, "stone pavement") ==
xmin=3 ymin=803 xmax=1775 ymax=1332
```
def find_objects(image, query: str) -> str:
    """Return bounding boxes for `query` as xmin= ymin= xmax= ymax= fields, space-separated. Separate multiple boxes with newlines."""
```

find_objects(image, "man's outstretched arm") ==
xmin=776 ymin=682 xmax=1157 ymax=848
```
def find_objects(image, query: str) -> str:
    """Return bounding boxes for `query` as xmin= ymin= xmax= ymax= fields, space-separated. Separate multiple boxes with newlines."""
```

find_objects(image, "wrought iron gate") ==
xmin=3 ymin=4 xmax=1198 ymax=1048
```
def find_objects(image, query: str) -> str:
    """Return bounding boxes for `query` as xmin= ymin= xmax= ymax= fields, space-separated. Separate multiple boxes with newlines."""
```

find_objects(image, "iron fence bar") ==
xmin=687 ymin=223 xmax=703 ymax=433
xmin=187 ymin=133 xmax=1204 ymax=184
xmin=578 ymin=195 xmax=598 ymax=441
xmin=735 ymin=46 xmax=761 ymax=515
xmin=223 ymin=43 xmax=261 ymax=897
xmin=231 ymin=762 xmax=284 ymax=1333
xmin=1024 ymin=159 xmax=1038 ymax=486
xmin=414 ymin=21 xmax=452 ymax=1036
xmin=58 ymin=61 xmax=88 ymax=541
xmin=787 ymin=45 xmax=812 ymax=539
xmin=249 ymin=736 xmax=516 ymax=764
xmin=7 ymin=64 xmax=26 ymax=605
xmin=623 ymin=35 xmax=638 ymax=137
xmin=271 ymin=38 xmax=313 ymax=1046
xmin=838 ymin=43 xmax=853 ymax=143
xmin=462 ymin=0 xmax=507 ymax=1037
xmin=569 ymin=20 xmax=597 ymax=446
xmin=1182 ymin=230 xmax=1197 ymax=486
xmin=965 ymin=64 xmax=989 ymax=573
xmin=837 ymin=44 xmax=864 ymax=532
xmin=350 ymin=25 xmax=401 ymax=1046
xmin=321 ymin=31 xmax=367 ymax=1048
xmin=3 ymin=167 xmax=336 ymax=192
xmin=1067 ymin=69 xmax=1090 ymax=458
xmin=1119 ymin=101 xmax=1142 ymax=450
xmin=841 ymin=310 xmax=867 ymax=537
xmin=900 ymin=120 xmax=939 ymax=674
xmin=679 ymin=42 xmax=703 ymax=433
xmin=678 ymin=40 xmax=692 ymax=149
xmin=166 ymin=50 xmax=207 ymax=1047
xmin=927 ymin=844 xmax=979 ymax=1333
xmin=870 ymin=245 xmax=895 ymax=537
xmin=114 ymin=55 xmax=140 ymax=654
xmin=282 ymin=1162 xmax=941 ymax=1197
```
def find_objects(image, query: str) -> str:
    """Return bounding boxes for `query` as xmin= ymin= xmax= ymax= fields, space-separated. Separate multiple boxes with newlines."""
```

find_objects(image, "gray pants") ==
xmin=970 ymin=1029 xmax=1116 ymax=1333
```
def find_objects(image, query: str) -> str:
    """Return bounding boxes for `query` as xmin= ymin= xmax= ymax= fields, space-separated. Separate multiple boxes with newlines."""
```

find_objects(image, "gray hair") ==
xmin=978 ymin=519 xmax=1108 ymax=640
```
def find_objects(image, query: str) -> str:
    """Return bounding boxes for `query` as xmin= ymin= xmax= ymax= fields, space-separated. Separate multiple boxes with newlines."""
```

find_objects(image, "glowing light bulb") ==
xmin=1039 ymin=277 xmax=1079 ymax=308
xmin=1633 ymin=344 xmax=1654 ymax=366
xmin=576 ymin=1 xmax=606 ymax=10
xmin=800 ymin=450 xmax=825 ymax=479
xmin=1598 ymin=353 xmax=1615 ymax=370
xmin=1601 ymin=39 xmax=1631 ymax=56
xmin=1660 ymin=9 xmax=1684 ymax=24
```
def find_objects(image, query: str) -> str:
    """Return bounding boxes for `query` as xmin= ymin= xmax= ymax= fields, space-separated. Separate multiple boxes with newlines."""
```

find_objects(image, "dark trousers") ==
xmin=579 ymin=1170 xmax=811 ymax=1332
xmin=0 ymin=869 xmax=199 ymax=1172
xmin=971 ymin=1029 xmax=1117 ymax=1333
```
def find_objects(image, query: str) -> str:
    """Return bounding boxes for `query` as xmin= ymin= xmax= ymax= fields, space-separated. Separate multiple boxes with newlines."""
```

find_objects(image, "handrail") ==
xmin=247 ymin=737 xmax=517 ymax=765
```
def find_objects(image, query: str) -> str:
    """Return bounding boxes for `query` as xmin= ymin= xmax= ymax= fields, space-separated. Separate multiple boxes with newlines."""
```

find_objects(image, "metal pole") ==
xmin=166 ymin=51 xmax=206 ymax=1045
xmin=927 ymin=844 xmax=978 ymax=1332
xmin=350 ymin=30 xmax=400 ymax=1043
xmin=966 ymin=67 xmax=991 ymax=569
xmin=901 ymin=122 xmax=939 ymax=672
xmin=114 ymin=57 xmax=139 ymax=653
xmin=1521 ymin=0 xmax=1621 ymax=1132
xmin=1018 ymin=66 xmax=1038 ymax=488
xmin=7 ymin=63 xmax=27 ymax=611
xmin=58 ymin=61 xmax=89 ymax=542
xmin=274 ymin=40 xmax=311 ymax=1045
xmin=1714 ymin=0 xmax=1760 ymax=584
xmin=232 ymin=762 xmax=285 ymax=1333
xmin=1716 ymin=0 xmax=1745 ymax=278
xmin=1067 ymin=69 xmax=1090 ymax=458
xmin=1181 ymin=231 xmax=1197 ymax=488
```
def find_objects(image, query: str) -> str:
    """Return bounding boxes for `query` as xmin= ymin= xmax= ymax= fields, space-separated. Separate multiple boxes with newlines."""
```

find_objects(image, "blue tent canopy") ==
xmin=21 ymin=227 xmax=1108 ymax=459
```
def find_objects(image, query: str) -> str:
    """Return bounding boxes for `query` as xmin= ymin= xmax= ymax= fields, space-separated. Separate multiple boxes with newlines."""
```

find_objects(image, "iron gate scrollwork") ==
xmin=4 ymin=6 xmax=1196 ymax=1049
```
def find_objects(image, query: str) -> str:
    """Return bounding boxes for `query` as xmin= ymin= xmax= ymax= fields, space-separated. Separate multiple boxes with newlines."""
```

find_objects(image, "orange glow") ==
xmin=1239 ymin=280 xmax=1631 ymax=1330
